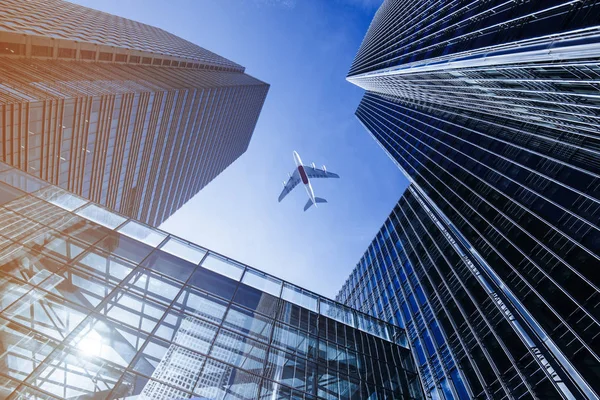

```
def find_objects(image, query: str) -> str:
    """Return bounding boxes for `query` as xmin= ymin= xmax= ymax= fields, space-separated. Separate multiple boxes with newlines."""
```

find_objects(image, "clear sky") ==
xmin=70 ymin=0 xmax=409 ymax=298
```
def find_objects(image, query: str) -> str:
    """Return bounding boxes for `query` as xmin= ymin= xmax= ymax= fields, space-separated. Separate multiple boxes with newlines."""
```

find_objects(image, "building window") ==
xmin=58 ymin=48 xmax=76 ymax=58
xmin=162 ymin=59 xmax=171 ymax=66
xmin=80 ymin=50 xmax=95 ymax=60
xmin=99 ymin=52 xmax=113 ymax=61
xmin=31 ymin=45 xmax=53 ymax=57
xmin=0 ymin=42 xmax=25 ymax=55
xmin=129 ymin=55 xmax=140 ymax=63
xmin=153 ymin=58 xmax=162 ymax=65
xmin=115 ymin=54 xmax=127 ymax=62
xmin=142 ymin=57 xmax=152 ymax=65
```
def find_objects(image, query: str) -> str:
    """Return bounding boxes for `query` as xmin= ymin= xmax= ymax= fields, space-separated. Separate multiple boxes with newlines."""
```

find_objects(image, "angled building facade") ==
xmin=342 ymin=1 xmax=600 ymax=399
xmin=0 ymin=0 xmax=269 ymax=226
xmin=0 ymin=160 xmax=424 ymax=399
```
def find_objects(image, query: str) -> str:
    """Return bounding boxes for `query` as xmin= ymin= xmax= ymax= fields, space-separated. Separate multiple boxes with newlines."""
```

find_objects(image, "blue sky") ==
xmin=71 ymin=0 xmax=409 ymax=297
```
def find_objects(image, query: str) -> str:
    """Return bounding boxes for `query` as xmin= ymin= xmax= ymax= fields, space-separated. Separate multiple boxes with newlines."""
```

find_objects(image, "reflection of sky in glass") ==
xmin=0 ymin=161 xmax=421 ymax=399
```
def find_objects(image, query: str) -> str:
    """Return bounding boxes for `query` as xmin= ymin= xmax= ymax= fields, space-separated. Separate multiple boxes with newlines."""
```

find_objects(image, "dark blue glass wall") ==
xmin=344 ymin=0 xmax=600 ymax=399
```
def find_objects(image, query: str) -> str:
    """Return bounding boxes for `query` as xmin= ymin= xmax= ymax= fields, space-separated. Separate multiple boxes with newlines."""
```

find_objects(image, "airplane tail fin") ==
xmin=304 ymin=197 xmax=327 ymax=212
xmin=303 ymin=199 xmax=314 ymax=212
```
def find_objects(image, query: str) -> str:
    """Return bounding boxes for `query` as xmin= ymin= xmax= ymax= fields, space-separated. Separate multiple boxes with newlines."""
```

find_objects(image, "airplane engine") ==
xmin=311 ymin=162 xmax=316 ymax=169
xmin=322 ymin=165 xmax=327 ymax=172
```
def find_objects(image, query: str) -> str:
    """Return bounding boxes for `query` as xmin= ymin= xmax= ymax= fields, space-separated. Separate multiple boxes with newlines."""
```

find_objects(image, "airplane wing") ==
xmin=278 ymin=170 xmax=301 ymax=202
xmin=303 ymin=165 xmax=340 ymax=179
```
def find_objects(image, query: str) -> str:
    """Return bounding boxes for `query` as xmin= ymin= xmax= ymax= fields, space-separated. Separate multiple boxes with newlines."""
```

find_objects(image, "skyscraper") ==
xmin=0 ymin=160 xmax=424 ymax=399
xmin=341 ymin=1 xmax=600 ymax=399
xmin=0 ymin=0 xmax=269 ymax=226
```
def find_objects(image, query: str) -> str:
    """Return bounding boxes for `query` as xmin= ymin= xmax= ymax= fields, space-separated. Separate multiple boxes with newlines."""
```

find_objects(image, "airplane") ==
xmin=278 ymin=151 xmax=339 ymax=211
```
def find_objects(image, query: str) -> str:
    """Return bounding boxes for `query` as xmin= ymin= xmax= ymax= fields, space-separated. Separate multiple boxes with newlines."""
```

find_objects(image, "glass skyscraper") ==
xmin=0 ymin=161 xmax=423 ymax=399
xmin=340 ymin=1 xmax=600 ymax=399
xmin=0 ymin=0 xmax=269 ymax=226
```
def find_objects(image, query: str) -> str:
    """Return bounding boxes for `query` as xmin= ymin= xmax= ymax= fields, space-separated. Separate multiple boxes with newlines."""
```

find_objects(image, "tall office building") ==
xmin=0 ymin=0 xmax=269 ymax=226
xmin=341 ymin=1 xmax=600 ymax=399
xmin=0 ymin=162 xmax=423 ymax=399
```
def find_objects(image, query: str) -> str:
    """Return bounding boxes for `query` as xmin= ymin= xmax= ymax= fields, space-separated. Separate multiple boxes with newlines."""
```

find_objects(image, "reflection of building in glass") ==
xmin=341 ymin=1 xmax=600 ymax=400
xmin=141 ymin=317 xmax=215 ymax=399
xmin=0 ymin=161 xmax=424 ymax=399
xmin=0 ymin=0 xmax=268 ymax=226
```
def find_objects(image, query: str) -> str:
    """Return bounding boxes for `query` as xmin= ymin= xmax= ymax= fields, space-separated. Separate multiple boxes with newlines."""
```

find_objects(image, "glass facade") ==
xmin=344 ymin=1 xmax=600 ymax=399
xmin=0 ymin=161 xmax=422 ymax=399
xmin=0 ymin=0 xmax=269 ymax=226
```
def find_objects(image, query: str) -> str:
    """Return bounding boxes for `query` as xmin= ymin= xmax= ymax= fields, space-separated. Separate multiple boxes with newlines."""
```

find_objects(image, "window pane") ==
xmin=76 ymin=249 xmax=136 ymax=284
xmin=188 ymin=267 xmax=238 ymax=300
xmin=142 ymin=250 xmax=196 ymax=283
xmin=160 ymin=236 xmax=206 ymax=264
xmin=242 ymin=268 xmax=282 ymax=297
xmin=2 ymin=291 xmax=87 ymax=340
xmin=233 ymin=284 xmax=279 ymax=318
xmin=320 ymin=298 xmax=354 ymax=326
xmin=72 ymin=315 xmax=147 ymax=367
xmin=123 ymin=268 xmax=182 ymax=306
xmin=117 ymin=220 xmax=167 ymax=247
xmin=0 ymin=169 xmax=47 ymax=193
xmin=25 ymin=347 xmax=126 ymax=398
xmin=0 ymin=181 xmax=25 ymax=205
xmin=155 ymin=312 xmax=218 ymax=351
xmin=5 ymin=195 xmax=68 ymax=226
xmin=76 ymin=203 xmax=126 ymax=229
xmin=173 ymin=287 xmax=228 ymax=323
xmin=282 ymin=283 xmax=318 ymax=312
xmin=33 ymin=186 xmax=87 ymax=211
xmin=47 ymin=213 xmax=111 ymax=245
xmin=95 ymin=233 xmax=155 ymax=263
xmin=194 ymin=358 xmax=260 ymax=399
xmin=201 ymin=253 xmax=244 ymax=280
xmin=223 ymin=305 xmax=273 ymax=343
xmin=210 ymin=328 xmax=268 ymax=371
xmin=102 ymin=291 xmax=166 ymax=333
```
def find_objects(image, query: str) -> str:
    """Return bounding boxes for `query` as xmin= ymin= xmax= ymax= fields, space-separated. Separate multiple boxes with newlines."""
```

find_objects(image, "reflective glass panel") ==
xmin=95 ymin=233 xmax=155 ymax=263
xmin=173 ymin=286 xmax=228 ymax=323
xmin=142 ymin=250 xmax=196 ymax=283
xmin=124 ymin=268 xmax=182 ymax=306
xmin=0 ymin=169 xmax=47 ymax=193
xmin=242 ymin=268 xmax=282 ymax=297
xmin=76 ymin=203 xmax=126 ymax=229
xmin=33 ymin=186 xmax=87 ymax=211
xmin=233 ymin=283 xmax=280 ymax=318
xmin=0 ymin=181 xmax=24 ymax=205
xmin=223 ymin=305 xmax=273 ymax=343
xmin=117 ymin=220 xmax=167 ymax=247
xmin=282 ymin=283 xmax=318 ymax=312
xmin=188 ymin=267 xmax=238 ymax=300
xmin=194 ymin=358 xmax=261 ymax=399
xmin=160 ymin=236 xmax=206 ymax=264
xmin=72 ymin=315 xmax=147 ymax=367
xmin=201 ymin=253 xmax=244 ymax=280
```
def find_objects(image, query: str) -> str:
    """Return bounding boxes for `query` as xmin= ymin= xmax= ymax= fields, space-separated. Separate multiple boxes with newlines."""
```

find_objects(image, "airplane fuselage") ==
xmin=293 ymin=151 xmax=316 ymax=206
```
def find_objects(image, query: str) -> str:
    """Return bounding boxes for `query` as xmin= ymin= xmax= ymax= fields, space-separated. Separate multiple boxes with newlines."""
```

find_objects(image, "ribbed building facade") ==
xmin=340 ymin=1 xmax=600 ymax=399
xmin=0 ymin=160 xmax=423 ymax=400
xmin=0 ymin=0 xmax=268 ymax=226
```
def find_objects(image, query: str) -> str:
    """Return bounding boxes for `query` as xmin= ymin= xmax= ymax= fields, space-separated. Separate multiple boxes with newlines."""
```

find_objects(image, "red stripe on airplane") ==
xmin=298 ymin=165 xmax=309 ymax=184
